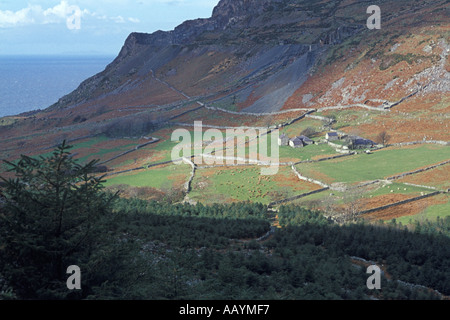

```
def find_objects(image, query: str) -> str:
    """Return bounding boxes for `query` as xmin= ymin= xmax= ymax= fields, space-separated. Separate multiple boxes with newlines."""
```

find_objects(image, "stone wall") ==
xmin=170 ymin=122 xmax=267 ymax=130
xmin=268 ymin=187 xmax=329 ymax=207
xmin=99 ymin=138 xmax=160 ymax=165
xmin=278 ymin=110 xmax=316 ymax=128
xmin=387 ymin=159 xmax=450 ymax=181
xmin=317 ymin=103 xmax=389 ymax=112
xmin=291 ymin=165 xmax=330 ymax=188
xmin=358 ymin=191 xmax=442 ymax=216
xmin=293 ymin=151 xmax=356 ymax=165
xmin=402 ymin=182 xmax=438 ymax=190
xmin=183 ymin=157 xmax=197 ymax=193
xmin=168 ymin=104 xmax=205 ymax=121
xmin=200 ymin=154 xmax=291 ymax=167
xmin=392 ymin=140 xmax=449 ymax=147
xmin=203 ymin=104 xmax=315 ymax=117
xmin=305 ymin=114 xmax=335 ymax=123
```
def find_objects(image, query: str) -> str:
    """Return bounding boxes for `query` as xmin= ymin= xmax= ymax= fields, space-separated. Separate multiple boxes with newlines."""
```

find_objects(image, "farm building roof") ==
xmin=353 ymin=138 xmax=375 ymax=145
xmin=290 ymin=137 xmax=304 ymax=145
xmin=298 ymin=135 xmax=313 ymax=143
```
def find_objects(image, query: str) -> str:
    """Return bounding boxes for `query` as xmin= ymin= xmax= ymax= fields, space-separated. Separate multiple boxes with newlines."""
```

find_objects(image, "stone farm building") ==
xmin=289 ymin=136 xmax=314 ymax=148
xmin=278 ymin=134 xmax=289 ymax=146
xmin=350 ymin=137 xmax=376 ymax=149
xmin=326 ymin=132 xmax=339 ymax=141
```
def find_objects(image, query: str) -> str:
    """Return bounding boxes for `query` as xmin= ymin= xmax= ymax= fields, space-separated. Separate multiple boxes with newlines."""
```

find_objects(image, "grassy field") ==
xmin=282 ymin=143 xmax=338 ymax=162
xmin=103 ymin=164 xmax=192 ymax=190
xmin=296 ymin=145 xmax=450 ymax=184
xmin=366 ymin=182 xmax=435 ymax=197
xmin=189 ymin=165 xmax=318 ymax=205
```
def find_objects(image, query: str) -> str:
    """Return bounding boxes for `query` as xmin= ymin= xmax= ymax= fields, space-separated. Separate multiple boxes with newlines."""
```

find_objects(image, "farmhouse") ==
xmin=289 ymin=137 xmax=304 ymax=148
xmin=298 ymin=135 xmax=314 ymax=145
xmin=278 ymin=134 xmax=289 ymax=146
xmin=350 ymin=137 xmax=376 ymax=149
xmin=326 ymin=132 xmax=339 ymax=141
xmin=289 ymin=136 xmax=314 ymax=148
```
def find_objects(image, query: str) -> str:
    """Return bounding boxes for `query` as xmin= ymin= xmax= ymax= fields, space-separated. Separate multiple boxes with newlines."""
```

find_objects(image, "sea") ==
xmin=0 ymin=55 xmax=115 ymax=118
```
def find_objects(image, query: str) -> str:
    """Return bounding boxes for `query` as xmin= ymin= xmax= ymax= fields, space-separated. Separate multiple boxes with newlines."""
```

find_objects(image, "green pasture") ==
xmin=189 ymin=165 xmax=316 ymax=205
xmin=281 ymin=144 xmax=338 ymax=162
xmin=366 ymin=182 xmax=435 ymax=197
xmin=296 ymin=145 xmax=450 ymax=184
xmin=103 ymin=164 xmax=192 ymax=190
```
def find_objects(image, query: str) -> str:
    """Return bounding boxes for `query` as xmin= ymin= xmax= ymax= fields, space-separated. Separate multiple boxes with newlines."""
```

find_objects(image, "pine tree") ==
xmin=0 ymin=141 xmax=118 ymax=299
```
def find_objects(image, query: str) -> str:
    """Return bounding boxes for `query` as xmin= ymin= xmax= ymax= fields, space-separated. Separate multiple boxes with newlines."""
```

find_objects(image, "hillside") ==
xmin=1 ymin=0 xmax=450 ymax=302
xmin=0 ymin=0 xmax=449 ymax=224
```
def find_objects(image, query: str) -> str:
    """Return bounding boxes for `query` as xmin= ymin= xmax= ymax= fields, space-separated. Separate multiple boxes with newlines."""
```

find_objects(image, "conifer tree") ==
xmin=0 ymin=141 xmax=118 ymax=299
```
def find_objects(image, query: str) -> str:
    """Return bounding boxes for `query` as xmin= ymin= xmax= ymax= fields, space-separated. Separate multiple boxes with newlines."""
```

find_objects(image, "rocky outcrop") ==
xmin=211 ymin=0 xmax=277 ymax=29
xmin=115 ymin=0 xmax=278 ymax=53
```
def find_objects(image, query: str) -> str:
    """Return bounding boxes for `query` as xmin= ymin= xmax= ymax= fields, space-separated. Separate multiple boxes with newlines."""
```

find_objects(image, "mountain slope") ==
xmin=39 ymin=0 xmax=447 ymax=138
xmin=1 ymin=0 xmax=449 ymax=170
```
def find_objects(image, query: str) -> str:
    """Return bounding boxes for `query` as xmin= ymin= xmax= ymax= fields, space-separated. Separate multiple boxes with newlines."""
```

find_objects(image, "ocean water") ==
xmin=0 ymin=55 xmax=115 ymax=118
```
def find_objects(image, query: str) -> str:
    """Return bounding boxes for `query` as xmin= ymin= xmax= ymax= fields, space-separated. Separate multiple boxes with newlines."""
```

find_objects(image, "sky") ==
xmin=0 ymin=0 xmax=220 ymax=56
